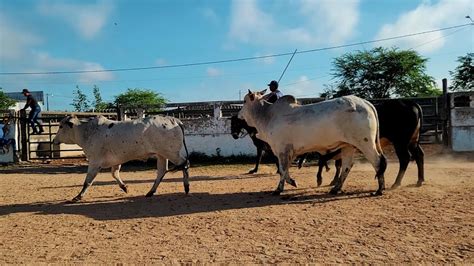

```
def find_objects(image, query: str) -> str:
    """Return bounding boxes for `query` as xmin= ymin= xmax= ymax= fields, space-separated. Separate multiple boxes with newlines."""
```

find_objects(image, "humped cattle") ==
xmin=53 ymin=115 xmax=190 ymax=202
xmin=314 ymin=99 xmax=425 ymax=188
xmin=238 ymin=90 xmax=387 ymax=195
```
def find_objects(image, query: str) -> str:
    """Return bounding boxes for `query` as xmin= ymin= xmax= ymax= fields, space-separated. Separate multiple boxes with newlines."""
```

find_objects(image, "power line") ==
xmin=1 ymin=23 xmax=472 ymax=76
xmin=286 ymin=25 xmax=471 ymax=97
xmin=409 ymin=26 xmax=469 ymax=50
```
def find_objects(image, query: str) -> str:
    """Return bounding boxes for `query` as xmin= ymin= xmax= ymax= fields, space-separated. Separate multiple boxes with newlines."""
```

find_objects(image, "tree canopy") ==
xmin=0 ymin=88 xmax=16 ymax=110
xmin=114 ymin=88 xmax=167 ymax=109
xmin=323 ymin=47 xmax=438 ymax=99
xmin=449 ymin=53 xmax=473 ymax=92
xmin=71 ymin=86 xmax=90 ymax=112
xmin=92 ymin=85 xmax=109 ymax=112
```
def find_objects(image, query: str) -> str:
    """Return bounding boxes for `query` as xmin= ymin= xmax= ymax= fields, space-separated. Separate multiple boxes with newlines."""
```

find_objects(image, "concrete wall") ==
xmin=450 ymin=92 xmax=474 ymax=152
xmin=183 ymin=117 xmax=255 ymax=157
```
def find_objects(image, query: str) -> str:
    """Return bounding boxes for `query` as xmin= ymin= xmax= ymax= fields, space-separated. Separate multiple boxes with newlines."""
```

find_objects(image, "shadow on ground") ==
xmin=0 ymin=189 xmax=375 ymax=221
xmin=39 ymin=174 xmax=273 ymax=189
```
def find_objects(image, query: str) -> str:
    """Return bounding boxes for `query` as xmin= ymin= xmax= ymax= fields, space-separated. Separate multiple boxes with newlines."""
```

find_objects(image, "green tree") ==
xmin=114 ymin=88 xmax=167 ymax=110
xmin=0 ymin=88 xmax=16 ymax=110
xmin=92 ymin=85 xmax=109 ymax=112
xmin=323 ymin=47 xmax=436 ymax=99
xmin=449 ymin=53 xmax=474 ymax=92
xmin=71 ymin=86 xmax=90 ymax=112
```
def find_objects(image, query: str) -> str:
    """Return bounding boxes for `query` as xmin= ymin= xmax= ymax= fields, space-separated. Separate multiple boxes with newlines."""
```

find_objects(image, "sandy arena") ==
xmin=0 ymin=152 xmax=473 ymax=263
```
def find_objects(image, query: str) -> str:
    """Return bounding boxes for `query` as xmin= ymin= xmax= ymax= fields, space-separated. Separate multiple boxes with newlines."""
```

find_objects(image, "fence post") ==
xmin=117 ymin=106 xmax=125 ymax=121
xmin=442 ymin=78 xmax=449 ymax=147
xmin=19 ymin=109 xmax=28 ymax=161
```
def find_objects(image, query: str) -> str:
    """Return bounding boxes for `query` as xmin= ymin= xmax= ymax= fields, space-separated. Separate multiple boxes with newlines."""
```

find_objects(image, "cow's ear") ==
xmin=259 ymin=89 xmax=267 ymax=95
xmin=249 ymin=93 xmax=255 ymax=101
xmin=64 ymin=116 xmax=72 ymax=128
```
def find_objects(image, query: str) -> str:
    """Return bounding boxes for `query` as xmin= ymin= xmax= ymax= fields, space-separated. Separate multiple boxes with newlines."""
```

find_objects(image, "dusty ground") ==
xmin=0 ymin=152 xmax=473 ymax=263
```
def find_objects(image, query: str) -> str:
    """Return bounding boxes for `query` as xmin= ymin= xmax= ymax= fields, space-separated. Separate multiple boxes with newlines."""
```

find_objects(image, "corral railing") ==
xmin=10 ymin=93 xmax=451 ymax=162
xmin=18 ymin=111 xmax=117 ymax=161
xmin=370 ymin=96 xmax=445 ymax=144
xmin=114 ymin=94 xmax=450 ymax=146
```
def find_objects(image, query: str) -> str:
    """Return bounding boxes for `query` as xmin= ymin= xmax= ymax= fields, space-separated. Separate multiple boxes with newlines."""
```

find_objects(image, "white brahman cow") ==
xmin=53 ymin=115 xmax=190 ymax=202
xmin=238 ymin=90 xmax=387 ymax=195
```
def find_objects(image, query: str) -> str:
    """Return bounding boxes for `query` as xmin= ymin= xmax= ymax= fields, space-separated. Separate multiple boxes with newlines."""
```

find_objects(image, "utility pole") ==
xmin=45 ymin=93 xmax=52 ymax=111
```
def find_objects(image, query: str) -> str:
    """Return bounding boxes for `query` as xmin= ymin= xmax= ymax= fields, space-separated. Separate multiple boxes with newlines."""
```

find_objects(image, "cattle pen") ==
xmin=0 ymin=148 xmax=473 ymax=263
xmin=1 ymin=91 xmax=473 ymax=263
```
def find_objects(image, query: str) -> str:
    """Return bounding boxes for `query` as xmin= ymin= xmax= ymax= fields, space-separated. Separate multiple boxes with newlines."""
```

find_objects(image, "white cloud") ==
xmin=200 ymin=7 xmax=219 ymax=23
xmin=37 ymin=53 xmax=113 ymax=82
xmin=0 ymin=14 xmax=113 ymax=89
xmin=20 ymin=52 xmax=114 ymax=83
xmin=228 ymin=0 xmax=360 ymax=46
xmin=0 ymin=14 xmax=42 ymax=60
xmin=155 ymin=58 xmax=167 ymax=66
xmin=229 ymin=0 xmax=274 ymax=44
xmin=37 ymin=0 xmax=114 ymax=39
xmin=254 ymin=52 xmax=275 ymax=65
xmin=299 ymin=0 xmax=360 ymax=44
xmin=284 ymin=75 xmax=322 ymax=97
xmin=206 ymin=67 xmax=222 ymax=77
xmin=375 ymin=0 xmax=472 ymax=53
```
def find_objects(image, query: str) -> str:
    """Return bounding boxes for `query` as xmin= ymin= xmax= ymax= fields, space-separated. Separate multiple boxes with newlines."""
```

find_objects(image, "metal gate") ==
xmin=18 ymin=111 xmax=117 ymax=161
xmin=370 ymin=96 xmax=446 ymax=144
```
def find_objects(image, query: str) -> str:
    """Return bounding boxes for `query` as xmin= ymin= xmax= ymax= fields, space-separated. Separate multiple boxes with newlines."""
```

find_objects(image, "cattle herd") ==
xmin=53 ymin=91 xmax=424 ymax=202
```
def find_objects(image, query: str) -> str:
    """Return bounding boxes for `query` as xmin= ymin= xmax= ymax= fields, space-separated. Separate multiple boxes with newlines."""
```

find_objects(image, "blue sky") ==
xmin=0 ymin=0 xmax=473 ymax=111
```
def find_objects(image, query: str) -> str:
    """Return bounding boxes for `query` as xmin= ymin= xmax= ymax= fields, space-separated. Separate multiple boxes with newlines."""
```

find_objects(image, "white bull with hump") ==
xmin=53 ymin=115 xmax=190 ymax=202
xmin=238 ymin=90 xmax=387 ymax=195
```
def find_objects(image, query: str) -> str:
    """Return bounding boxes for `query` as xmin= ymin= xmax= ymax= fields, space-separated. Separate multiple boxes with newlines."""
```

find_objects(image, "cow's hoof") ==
xmin=271 ymin=190 xmax=282 ymax=196
xmin=67 ymin=196 xmax=81 ymax=203
xmin=391 ymin=183 xmax=401 ymax=190
xmin=145 ymin=191 xmax=154 ymax=197
xmin=317 ymin=179 xmax=322 ymax=187
xmin=120 ymin=184 xmax=128 ymax=193
xmin=329 ymin=188 xmax=341 ymax=195
xmin=416 ymin=181 xmax=423 ymax=187
xmin=248 ymin=169 xmax=257 ymax=174
xmin=286 ymin=178 xmax=297 ymax=187
xmin=184 ymin=185 xmax=190 ymax=194
xmin=372 ymin=190 xmax=384 ymax=196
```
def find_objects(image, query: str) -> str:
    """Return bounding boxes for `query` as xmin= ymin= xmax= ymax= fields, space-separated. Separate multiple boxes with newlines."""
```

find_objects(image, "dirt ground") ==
xmin=0 ymin=151 xmax=473 ymax=263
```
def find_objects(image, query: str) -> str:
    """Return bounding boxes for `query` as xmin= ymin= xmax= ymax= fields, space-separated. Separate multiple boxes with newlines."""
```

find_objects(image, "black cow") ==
xmin=230 ymin=115 xmax=279 ymax=174
xmin=317 ymin=99 xmax=425 ymax=188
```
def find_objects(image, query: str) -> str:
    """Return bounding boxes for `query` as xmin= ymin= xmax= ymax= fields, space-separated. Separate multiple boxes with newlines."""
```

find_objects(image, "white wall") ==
xmin=183 ymin=117 xmax=256 ymax=156
xmin=451 ymin=92 xmax=474 ymax=152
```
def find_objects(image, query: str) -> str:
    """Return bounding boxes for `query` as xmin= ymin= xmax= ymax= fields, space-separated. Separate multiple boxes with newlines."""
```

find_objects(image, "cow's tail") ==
xmin=366 ymin=100 xmax=387 ymax=178
xmin=414 ymin=102 xmax=424 ymax=146
xmin=177 ymin=121 xmax=190 ymax=170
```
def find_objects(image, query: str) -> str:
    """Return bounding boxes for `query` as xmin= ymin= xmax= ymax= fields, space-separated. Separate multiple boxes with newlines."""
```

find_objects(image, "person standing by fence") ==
xmin=21 ymin=89 xmax=44 ymax=134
